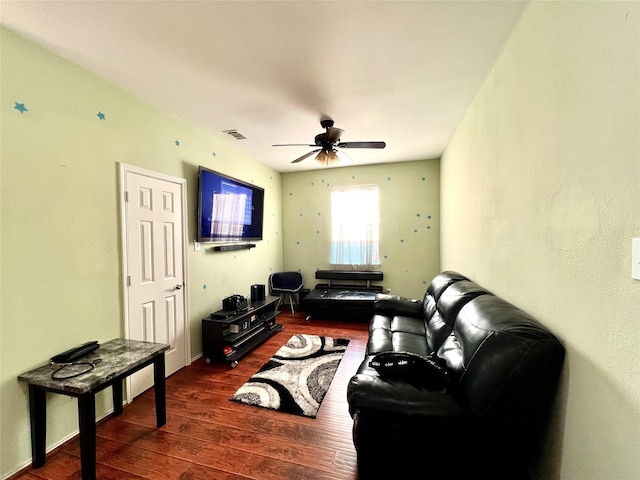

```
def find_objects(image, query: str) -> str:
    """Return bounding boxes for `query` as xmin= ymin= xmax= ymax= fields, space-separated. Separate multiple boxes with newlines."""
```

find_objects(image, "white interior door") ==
xmin=120 ymin=164 xmax=190 ymax=399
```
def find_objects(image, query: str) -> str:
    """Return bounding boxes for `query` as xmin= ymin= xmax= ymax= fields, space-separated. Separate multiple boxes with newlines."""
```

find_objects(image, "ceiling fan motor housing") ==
xmin=315 ymin=133 xmax=335 ymax=148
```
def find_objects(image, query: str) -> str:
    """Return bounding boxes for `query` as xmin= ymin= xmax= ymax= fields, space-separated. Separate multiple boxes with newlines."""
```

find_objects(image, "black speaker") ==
xmin=251 ymin=284 xmax=266 ymax=302
xmin=212 ymin=243 xmax=256 ymax=251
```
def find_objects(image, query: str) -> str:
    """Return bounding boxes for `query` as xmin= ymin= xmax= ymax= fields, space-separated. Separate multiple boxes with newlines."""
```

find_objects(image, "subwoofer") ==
xmin=251 ymin=284 xmax=266 ymax=302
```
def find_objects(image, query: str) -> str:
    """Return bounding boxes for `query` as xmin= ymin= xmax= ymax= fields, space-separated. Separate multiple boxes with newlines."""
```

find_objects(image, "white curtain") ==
xmin=330 ymin=185 xmax=379 ymax=269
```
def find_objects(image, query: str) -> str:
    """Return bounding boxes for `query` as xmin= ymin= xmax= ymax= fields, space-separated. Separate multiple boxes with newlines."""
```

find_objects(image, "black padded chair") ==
xmin=269 ymin=271 xmax=303 ymax=314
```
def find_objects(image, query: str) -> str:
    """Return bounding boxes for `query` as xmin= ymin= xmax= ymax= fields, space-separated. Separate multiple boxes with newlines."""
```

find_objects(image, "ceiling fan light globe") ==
xmin=314 ymin=150 xmax=340 ymax=165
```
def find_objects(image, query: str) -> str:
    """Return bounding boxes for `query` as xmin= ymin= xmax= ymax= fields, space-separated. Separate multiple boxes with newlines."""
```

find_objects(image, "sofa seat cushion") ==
xmin=369 ymin=313 xmax=426 ymax=335
xmin=367 ymin=314 xmax=429 ymax=356
xmin=394 ymin=332 xmax=430 ymax=356
xmin=367 ymin=330 xmax=430 ymax=356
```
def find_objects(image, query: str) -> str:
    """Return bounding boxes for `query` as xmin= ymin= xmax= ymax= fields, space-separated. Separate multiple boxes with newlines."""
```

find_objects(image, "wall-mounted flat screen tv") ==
xmin=197 ymin=166 xmax=265 ymax=242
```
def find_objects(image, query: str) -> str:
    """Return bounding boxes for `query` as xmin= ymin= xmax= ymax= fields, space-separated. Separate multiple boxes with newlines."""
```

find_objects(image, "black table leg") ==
xmin=77 ymin=394 xmax=96 ymax=480
xmin=112 ymin=379 xmax=123 ymax=416
xmin=153 ymin=353 xmax=166 ymax=427
xmin=28 ymin=385 xmax=46 ymax=468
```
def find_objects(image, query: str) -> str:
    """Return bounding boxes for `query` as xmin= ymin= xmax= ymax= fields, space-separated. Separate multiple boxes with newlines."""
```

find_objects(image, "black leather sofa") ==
xmin=346 ymin=271 xmax=565 ymax=478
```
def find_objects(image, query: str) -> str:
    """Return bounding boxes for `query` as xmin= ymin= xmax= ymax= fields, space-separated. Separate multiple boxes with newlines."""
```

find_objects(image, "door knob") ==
xmin=175 ymin=284 xmax=183 ymax=290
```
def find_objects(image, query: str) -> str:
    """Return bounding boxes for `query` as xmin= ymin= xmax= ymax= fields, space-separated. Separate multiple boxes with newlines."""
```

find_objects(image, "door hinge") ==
xmin=127 ymin=275 xmax=131 ymax=287
xmin=124 ymin=191 xmax=129 ymax=202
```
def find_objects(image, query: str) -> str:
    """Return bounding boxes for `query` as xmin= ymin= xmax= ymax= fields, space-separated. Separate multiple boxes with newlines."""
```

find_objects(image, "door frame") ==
xmin=119 ymin=163 xmax=191 ymax=402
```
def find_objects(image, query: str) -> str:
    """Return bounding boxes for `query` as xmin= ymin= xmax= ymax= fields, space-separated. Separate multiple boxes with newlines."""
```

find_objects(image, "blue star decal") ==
xmin=14 ymin=102 xmax=28 ymax=113
xmin=175 ymin=140 xmax=180 ymax=146
xmin=97 ymin=111 xmax=106 ymax=120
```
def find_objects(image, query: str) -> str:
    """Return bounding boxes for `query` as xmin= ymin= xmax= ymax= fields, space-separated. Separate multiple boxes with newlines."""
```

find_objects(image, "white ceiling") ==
xmin=0 ymin=1 xmax=526 ymax=172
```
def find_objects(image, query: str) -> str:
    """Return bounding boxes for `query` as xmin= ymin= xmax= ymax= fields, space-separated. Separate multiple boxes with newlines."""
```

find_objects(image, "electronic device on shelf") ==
xmin=229 ymin=319 xmax=250 ymax=334
xmin=222 ymin=294 xmax=248 ymax=312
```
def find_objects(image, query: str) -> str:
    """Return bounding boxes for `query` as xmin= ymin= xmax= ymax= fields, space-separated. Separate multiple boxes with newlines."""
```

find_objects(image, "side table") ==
xmin=18 ymin=338 xmax=169 ymax=480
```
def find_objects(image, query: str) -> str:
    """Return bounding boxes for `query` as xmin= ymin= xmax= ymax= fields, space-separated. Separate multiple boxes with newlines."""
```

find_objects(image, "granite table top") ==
xmin=18 ymin=338 xmax=170 ymax=395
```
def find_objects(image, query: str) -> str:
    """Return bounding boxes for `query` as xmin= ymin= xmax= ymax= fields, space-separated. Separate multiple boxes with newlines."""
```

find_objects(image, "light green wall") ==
xmin=441 ymin=2 xmax=640 ymax=479
xmin=281 ymin=160 xmax=440 ymax=299
xmin=0 ymin=27 xmax=282 ymax=477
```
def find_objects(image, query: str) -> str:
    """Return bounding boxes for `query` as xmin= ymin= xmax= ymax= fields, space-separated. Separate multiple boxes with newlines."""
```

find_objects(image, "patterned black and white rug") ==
xmin=230 ymin=334 xmax=350 ymax=418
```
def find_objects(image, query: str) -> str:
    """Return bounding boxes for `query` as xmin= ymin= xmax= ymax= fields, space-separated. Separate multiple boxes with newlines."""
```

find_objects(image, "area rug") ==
xmin=230 ymin=334 xmax=350 ymax=418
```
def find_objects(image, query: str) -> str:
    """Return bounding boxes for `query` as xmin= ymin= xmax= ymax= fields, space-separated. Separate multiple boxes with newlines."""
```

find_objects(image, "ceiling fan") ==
xmin=273 ymin=118 xmax=386 ymax=165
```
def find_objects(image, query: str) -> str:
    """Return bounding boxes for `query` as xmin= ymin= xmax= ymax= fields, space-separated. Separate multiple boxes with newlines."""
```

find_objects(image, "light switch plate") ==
xmin=632 ymin=238 xmax=640 ymax=280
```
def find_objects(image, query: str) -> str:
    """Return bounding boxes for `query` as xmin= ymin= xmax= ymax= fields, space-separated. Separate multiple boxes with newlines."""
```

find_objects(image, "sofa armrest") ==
xmin=347 ymin=372 xmax=470 ymax=420
xmin=374 ymin=294 xmax=422 ymax=317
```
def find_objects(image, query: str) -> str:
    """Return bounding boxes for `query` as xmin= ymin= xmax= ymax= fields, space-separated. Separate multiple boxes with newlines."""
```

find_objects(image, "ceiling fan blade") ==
xmin=325 ymin=127 xmax=344 ymax=144
xmin=291 ymin=149 xmax=321 ymax=163
xmin=334 ymin=148 xmax=354 ymax=163
xmin=337 ymin=141 xmax=386 ymax=149
xmin=273 ymin=143 xmax=316 ymax=147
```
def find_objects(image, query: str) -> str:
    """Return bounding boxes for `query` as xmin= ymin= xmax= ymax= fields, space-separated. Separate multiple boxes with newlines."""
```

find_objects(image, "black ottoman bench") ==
xmin=302 ymin=270 xmax=383 ymax=321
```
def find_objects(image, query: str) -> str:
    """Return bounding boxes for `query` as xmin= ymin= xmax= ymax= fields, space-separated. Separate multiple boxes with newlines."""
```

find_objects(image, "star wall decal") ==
xmin=175 ymin=140 xmax=180 ymax=146
xmin=97 ymin=111 xmax=106 ymax=120
xmin=14 ymin=102 xmax=28 ymax=113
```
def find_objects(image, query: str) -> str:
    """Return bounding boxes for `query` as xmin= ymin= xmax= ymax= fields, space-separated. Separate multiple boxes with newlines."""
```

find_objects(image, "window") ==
xmin=330 ymin=184 xmax=380 ymax=267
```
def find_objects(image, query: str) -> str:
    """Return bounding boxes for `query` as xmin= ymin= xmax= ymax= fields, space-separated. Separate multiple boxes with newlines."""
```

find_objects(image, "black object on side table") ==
xmin=18 ymin=338 xmax=169 ymax=480
xmin=202 ymin=295 xmax=283 ymax=367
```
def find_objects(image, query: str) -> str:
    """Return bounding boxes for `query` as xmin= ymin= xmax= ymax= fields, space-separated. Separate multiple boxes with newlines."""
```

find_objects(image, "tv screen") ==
xmin=197 ymin=166 xmax=265 ymax=242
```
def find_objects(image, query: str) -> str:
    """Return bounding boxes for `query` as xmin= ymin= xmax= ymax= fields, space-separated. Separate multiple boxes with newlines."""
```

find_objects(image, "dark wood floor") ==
xmin=12 ymin=312 xmax=369 ymax=480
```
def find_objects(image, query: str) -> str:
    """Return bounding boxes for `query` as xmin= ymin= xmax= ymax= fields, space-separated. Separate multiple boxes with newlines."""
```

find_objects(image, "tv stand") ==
xmin=202 ymin=296 xmax=282 ymax=367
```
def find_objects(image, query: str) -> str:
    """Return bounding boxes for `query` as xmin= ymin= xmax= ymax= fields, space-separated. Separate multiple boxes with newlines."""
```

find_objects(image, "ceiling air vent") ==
xmin=223 ymin=129 xmax=247 ymax=140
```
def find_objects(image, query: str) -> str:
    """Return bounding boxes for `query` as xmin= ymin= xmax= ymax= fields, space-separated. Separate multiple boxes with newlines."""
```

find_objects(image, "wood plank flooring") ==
xmin=11 ymin=313 xmax=369 ymax=480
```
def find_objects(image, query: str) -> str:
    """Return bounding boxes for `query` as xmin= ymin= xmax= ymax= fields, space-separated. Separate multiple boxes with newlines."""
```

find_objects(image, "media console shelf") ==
xmin=202 ymin=296 xmax=283 ymax=367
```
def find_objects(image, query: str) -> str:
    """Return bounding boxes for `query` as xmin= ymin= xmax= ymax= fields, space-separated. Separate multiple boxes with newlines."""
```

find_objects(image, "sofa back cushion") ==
xmin=426 ymin=280 xmax=491 ymax=352
xmin=438 ymin=295 xmax=565 ymax=442
xmin=424 ymin=271 xmax=469 ymax=304
xmin=422 ymin=271 xmax=468 ymax=350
